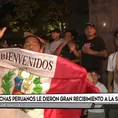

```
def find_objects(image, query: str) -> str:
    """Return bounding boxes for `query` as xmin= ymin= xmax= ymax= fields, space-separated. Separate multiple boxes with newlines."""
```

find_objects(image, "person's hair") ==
xmin=23 ymin=35 xmax=43 ymax=48
xmin=114 ymin=30 xmax=118 ymax=38
xmin=87 ymin=69 xmax=100 ymax=75
xmin=64 ymin=30 xmax=74 ymax=37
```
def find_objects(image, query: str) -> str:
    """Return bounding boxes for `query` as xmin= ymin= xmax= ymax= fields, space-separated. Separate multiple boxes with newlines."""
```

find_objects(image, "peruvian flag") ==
xmin=0 ymin=48 xmax=99 ymax=118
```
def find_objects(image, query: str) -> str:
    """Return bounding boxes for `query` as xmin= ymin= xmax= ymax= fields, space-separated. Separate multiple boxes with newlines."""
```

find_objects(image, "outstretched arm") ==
xmin=82 ymin=46 xmax=107 ymax=57
xmin=24 ymin=32 xmax=47 ymax=44
xmin=0 ymin=27 xmax=7 ymax=39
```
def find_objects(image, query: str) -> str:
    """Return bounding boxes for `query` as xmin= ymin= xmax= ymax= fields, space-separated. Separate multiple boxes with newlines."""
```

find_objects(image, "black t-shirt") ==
xmin=77 ymin=34 xmax=87 ymax=50
xmin=81 ymin=36 xmax=106 ymax=70
xmin=60 ymin=44 xmax=77 ymax=61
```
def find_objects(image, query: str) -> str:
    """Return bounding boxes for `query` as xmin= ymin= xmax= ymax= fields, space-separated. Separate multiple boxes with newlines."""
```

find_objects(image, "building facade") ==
xmin=89 ymin=0 xmax=118 ymax=53
xmin=89 ymin=0 xmax=118 ymax=85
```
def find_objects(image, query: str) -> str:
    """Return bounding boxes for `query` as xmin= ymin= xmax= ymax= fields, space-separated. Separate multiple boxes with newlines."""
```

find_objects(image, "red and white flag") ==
xmin=0 ymin=48 xmax=99 ymax=118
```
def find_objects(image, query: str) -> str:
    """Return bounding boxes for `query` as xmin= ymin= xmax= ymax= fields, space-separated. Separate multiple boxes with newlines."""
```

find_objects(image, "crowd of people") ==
xmin=0 ymin=22 xmax=118 ymax=118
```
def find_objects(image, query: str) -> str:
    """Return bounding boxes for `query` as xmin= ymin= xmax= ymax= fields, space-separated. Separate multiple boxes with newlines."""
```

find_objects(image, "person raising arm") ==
xmin=0 ymin=27 xmax=7 ymax=39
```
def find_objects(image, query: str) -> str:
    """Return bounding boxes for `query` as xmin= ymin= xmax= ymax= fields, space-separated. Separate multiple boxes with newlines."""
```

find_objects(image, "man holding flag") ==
xmin=0 ymin=27 xmax=99 ymax=118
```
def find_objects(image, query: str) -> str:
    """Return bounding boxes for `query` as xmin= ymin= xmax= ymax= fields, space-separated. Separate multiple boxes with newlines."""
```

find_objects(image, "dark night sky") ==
xmin=0 ymin=0 xmax=88 ymax=13
xmin=0 ymin=0 xmax=11 ymax=5
xmin=0 ymin=0 xmax=89 ymax=32
xmin=0 ymin=0 xmax=89 ymax=44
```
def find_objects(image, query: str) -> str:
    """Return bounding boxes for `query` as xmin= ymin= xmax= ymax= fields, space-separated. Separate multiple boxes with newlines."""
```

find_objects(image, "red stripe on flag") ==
xmin=44 ymin=109 xmax=82 ymax=118
xmin=45 ymin=56 xmax=99 ymax=118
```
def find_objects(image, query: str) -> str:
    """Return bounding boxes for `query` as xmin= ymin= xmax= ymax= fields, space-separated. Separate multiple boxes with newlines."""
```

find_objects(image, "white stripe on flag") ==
xmin=0 ymin=48 xmax=58 ymax=78
xmin=27 ymin=109 xmax=44 ymax=118
xmin=0 ymin=48 xmax=57 ymax=118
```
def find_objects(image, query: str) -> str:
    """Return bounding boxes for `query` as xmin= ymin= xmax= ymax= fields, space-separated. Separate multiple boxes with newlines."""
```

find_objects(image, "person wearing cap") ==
xmin=80 ymin=22 xmax=107 ymax=71
xmin=49 ymin=28 xmax=63 ymax=55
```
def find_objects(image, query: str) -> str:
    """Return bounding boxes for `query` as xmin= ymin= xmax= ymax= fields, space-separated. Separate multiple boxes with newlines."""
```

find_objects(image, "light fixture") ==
xmin=103 ymin=22 xmax=106 ymax=27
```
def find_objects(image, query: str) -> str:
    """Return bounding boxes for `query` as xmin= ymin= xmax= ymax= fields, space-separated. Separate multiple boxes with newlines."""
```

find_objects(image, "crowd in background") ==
xmin=0 ymin=22 xmax=118 ymax=118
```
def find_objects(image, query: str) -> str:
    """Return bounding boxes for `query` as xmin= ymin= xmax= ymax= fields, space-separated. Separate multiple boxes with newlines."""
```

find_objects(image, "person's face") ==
xmin=64 ymin=32 xmax=73 ymax=42
xmin=87 ymin=72 xmax=94 ymax=84
xmin=51 ymin=32 xmax=60 ymax=40
xmin=90 ymin=72 xmax=99 ymax=85
xmin=23 ymin=37 xmax=41 ymax=52
xmin=85 ymin=26 xmax=96 ymax=37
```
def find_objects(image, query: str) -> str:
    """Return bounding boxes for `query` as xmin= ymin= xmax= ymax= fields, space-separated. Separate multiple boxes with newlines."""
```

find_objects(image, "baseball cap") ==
xmin=50 ymin=28 xmax=60 ymax=33
xmin=85 ymin=22 xmax=96 ymax=28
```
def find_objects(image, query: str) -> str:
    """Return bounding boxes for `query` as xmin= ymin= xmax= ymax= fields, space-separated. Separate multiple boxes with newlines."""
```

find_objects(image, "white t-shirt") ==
xmin=107 ymin=52 xmax=118 ymax=92
xmin=50 ymin=38 xmax=63 ymax=55
xmin=88 ymin=82 xmax=107 ymax=113
xmin=44 ymin=39 xmax=63 ymax=55
xmin=45 ymin=42 xmax=51 ymax=54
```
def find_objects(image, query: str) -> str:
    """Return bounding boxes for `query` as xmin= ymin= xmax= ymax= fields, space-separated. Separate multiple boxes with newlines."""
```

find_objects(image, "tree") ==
xmin=12 ymin=0 xmax=70 ymax=33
